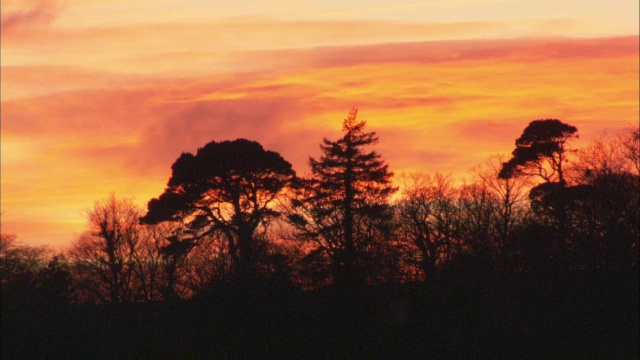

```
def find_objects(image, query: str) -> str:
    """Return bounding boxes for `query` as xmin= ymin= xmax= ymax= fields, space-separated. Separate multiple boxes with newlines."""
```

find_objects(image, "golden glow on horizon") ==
xmin=1 ymin=1 xmax=638 ymax=248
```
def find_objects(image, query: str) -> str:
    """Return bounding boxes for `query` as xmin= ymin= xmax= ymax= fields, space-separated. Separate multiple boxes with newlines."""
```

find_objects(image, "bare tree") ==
xmin=571 ymin=130 xmax=638 ymax=182
xmin=457 ymin=182 xmax=498 ymax=256
xmin=472 ymin=154 xmax=532 ymax=252
xmin=620 ymin=126 xmax=640 ymax=174
xmin=130 ymin=223 xmax=168 ymax=301
xmin=566 ymin=130 xmax=640 ymax=271
xmin=1 ymin=233 xmax=50 ymax=290
xmin=395 ymin=173 xmax=462 ymax=282
xmin=68 ymin=195 xmax=145 ymax=304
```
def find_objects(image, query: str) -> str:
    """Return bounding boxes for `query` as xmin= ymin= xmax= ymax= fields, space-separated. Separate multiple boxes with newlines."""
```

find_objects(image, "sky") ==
xmin=1 ymin=0 xmax=638 ymax=248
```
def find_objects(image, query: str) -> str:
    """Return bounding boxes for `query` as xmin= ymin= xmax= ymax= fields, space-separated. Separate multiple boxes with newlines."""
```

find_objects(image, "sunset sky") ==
xmin=1 ymin=0 xmax=638 ymax=248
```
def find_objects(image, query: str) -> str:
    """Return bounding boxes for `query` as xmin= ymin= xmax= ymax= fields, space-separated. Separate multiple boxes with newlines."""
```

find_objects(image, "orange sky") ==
xmin=1 ymin=0 xmax=638 ymax=248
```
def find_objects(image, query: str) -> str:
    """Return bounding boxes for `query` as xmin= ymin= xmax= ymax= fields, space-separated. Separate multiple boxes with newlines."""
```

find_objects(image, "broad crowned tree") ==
xmin=141 ymin=139 xmax=296 ymax=282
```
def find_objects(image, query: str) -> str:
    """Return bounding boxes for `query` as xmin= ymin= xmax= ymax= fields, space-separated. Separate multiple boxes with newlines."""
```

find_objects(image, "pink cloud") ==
xmin=1 ymin=0 xmax=58 ymax=32
xmin=232 ymin=36 xmax=639 ymax=70
xmin=3 ymin=35 xmax=636 ymax=178
xmin=2 ymin=35 xmax=637 ymax=247
xmin=449 ymin=120 xmax=531 ymax=145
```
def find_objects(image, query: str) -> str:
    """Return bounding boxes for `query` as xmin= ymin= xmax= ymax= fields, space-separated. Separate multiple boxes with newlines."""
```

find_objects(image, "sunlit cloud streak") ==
xmin=0 ymin=16 xmax=629 ymax=72
xmin=0 ymin=0 xmax=59 ymax=32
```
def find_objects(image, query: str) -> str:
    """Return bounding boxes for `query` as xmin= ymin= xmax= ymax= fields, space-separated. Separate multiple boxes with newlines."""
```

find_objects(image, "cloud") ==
xmin=3 ymin=35 xmax=636 ymax=173
xmin=1 ymin=0 xmax=58 ymax=32
xmin=2 ymin=35 xmax=637 ymax=247
xmin=1 ymin=65 xmax=148 ymax=101
xmin=136 ymin=95 xmax=314 ymax=173
xmin=450 ymin=120 xmax=530 ymax=145
xmin=378 ymin=128 xmax=464 ymax=174
xmin=248 ymin=36 xmax=640 ymax=70
xmin=1 ymin=18 xmax=489 ymax=46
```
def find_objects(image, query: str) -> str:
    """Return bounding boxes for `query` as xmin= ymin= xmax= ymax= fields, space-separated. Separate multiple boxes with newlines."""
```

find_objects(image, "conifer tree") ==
xmin=287 ymin=109 xmax=397 ymax=286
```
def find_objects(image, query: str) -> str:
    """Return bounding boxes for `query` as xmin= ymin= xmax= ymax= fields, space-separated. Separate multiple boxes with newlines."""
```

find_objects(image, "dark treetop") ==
xmin=499 ymin=119 xmax=578 ymax=183
xmin=287 ymin=109 xmax=397 ymax=286
xmin=141 ymin=138 xmax=296 ymax=278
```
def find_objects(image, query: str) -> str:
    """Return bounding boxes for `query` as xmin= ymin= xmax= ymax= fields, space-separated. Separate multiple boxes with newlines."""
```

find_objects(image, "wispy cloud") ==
xmin=0 ymin=17 xmax=609 ymax=59
xmin=1 ymin=0 xmax=59 ymax=32
xmin=1 ymin=34 xmax=637 ymax=247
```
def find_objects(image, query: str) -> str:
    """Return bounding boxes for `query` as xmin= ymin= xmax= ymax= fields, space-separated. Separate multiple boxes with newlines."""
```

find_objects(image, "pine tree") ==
xmin=287 ymin=109 xmax=397 ymax=287
xmin=141 ymin=139 xmax=296 ymax=284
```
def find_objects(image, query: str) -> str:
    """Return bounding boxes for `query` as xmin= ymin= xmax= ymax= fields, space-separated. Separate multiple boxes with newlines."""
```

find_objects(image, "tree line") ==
xmin=2 ymin=110 xmax=639 ymax=305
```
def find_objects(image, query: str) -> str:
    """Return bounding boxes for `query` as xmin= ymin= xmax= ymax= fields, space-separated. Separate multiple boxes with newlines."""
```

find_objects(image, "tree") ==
xmin=69 ymin=195 xmax=145 ymax=303
xmin=567 ymin=171 xmax=639 ymax=272
xmin=141 ymin=139 xmax=296 ymax=283
xmin=133 ymin=222 xmax=178 ymax=301
xmin=37 ymin=255 xmax=72 ymax=305
xmin=566 ymin=132 xmax=640 ymax=272
xmin=499 ymin=119 xmax=578 ymax=184
xmin=620 ymin=127 xmax=640 ymax=174
xmin=457 ymin=182 xmax=498 ymax=257
xmin=472 ymin=154 xmax=532 ymax=258
xmin=286 ymin=109 xmax=397 ymax=287
xmin=572 ymin=127 xmax=640 ymax=179
xmin=394 ymin=173 xmax=462 ymax=282
xmin=499 ymin=119 xmax=578 ymax=258
xmin=1 ymin=234 xmax=71 ymax=307
xmin=1 ymin=233 xmax=49 ymax=289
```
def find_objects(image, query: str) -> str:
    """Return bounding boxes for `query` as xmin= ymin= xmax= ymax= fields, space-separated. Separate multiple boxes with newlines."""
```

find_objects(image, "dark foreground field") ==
xmin=3 ymin=271 xmax=638 ymax=359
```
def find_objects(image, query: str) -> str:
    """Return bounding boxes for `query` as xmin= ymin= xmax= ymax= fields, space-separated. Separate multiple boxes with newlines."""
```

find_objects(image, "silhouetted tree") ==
xmin=287 ymin=109 xmax=397 ymax=287
xmin=499 ymin=119 xmax=578 ymax=184
xmin=572 ymin=128 xmax=640 ymax=179
xmin=472 ymin=154 xmax=532 ymax=251
xmin=568 ymin=172 xmax=639 ymax=271
xmin=620 ymin=127 xmax=640 ymax=174
xmin=179 ymin=231 xmax=235 ymax=293
xmin=1 ymin=234 xmax=73 ymax=359
xmin=1 ymin=233 xmax=57 ymax=304
xmin=1 ymin=234 xmax=71 ymax=309
xmin=500 ymin=119 xmax=579 ymax=264
xmin=1 ymin=233 xmax=49 ymax=289
xmin=395 ymin=173 xmax=463 ymax=282
xmin=457 ymin=182 xmax=498 ymax=256
xmin=37 ymin=255 xmax=72 ymax=305
xmin=132 ymin=222 xmax=181 ymax=301
xmin=160 ymin=233 xmax=195 ymax=299
xmin=69 ymin=195 xmax=145 ymax=303
xmin=141 ymin=139 xmax=296 ymax=283
xmin=567 ymin=132 xmax=640 ymax=272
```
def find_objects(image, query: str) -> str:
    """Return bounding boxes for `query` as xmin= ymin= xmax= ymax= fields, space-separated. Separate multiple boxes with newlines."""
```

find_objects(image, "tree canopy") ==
xmin=499 ymin=119 xmax=578 ymax=183
xmin=4 ymin=114 xmax=638 ymax=359
xmin=287 ymin=109 xmax=397 ymax=286
xmin=69 ymin=195 xmax=145 ymax=303
xmin=141 ymin=138 xmax=296 ymax=281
